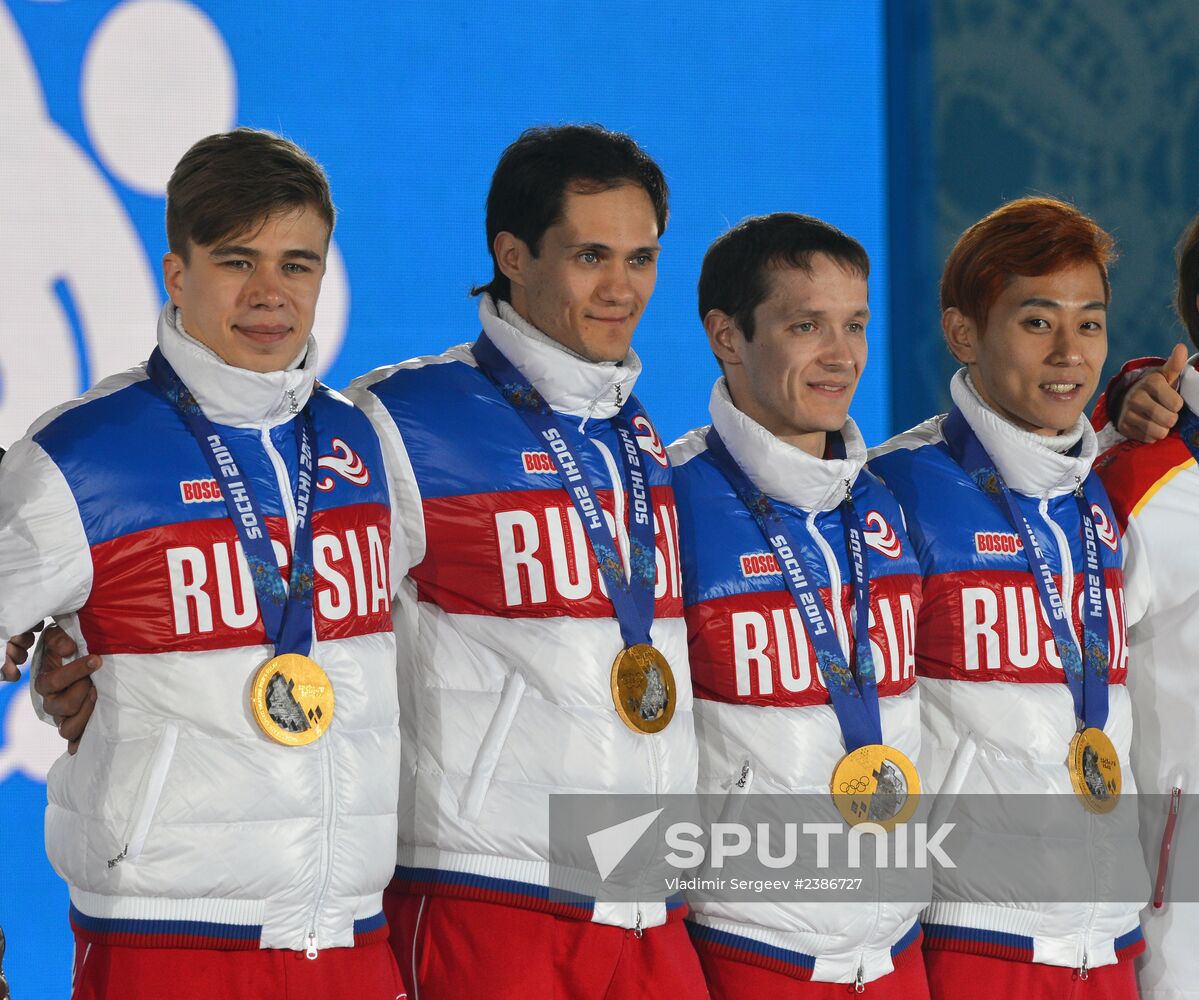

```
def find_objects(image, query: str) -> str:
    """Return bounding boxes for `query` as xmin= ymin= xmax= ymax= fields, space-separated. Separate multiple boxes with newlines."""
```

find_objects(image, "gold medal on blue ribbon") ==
xmin=831 ymin=744 xmax=920 ymax=829
xmin=250 ymin=653 xmax=335 ymax=746
xmin=611 ymin=643 xmax=676 ymax=735
xmin=1068 ymin=727 xmax=1121 ymax=813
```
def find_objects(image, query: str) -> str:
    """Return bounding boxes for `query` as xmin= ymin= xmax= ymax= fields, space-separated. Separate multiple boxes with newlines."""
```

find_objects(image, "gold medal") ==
xmin=1068 ymin=727 xmax=1121 ymax=813
xmin=830 ymin=744 xmax=921 ymax=829
xmin=250 ymin=653 xmax=335 ymax=746
xmin=611 ymin=644 xmax=676 ymax=735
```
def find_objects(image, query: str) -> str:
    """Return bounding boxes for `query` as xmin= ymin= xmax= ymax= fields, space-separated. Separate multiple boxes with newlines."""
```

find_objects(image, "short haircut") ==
xmin=166 ymin=128 xmax=335 ymax=261
xmin=941 ymin=196 xmax=1116 ymax=328
xmin=472 ymin=124 xmax=669 ymax=302
xmin=697 ymin=213 xmax=870 ymax=341
xmin=1176 ymin=211 xmax=1199 ymax=347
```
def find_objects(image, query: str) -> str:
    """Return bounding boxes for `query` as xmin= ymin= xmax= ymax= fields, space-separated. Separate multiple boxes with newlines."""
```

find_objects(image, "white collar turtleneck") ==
xmin=156 ymin=303 xmax=318 ymax=429
xmin=950 ymin=368 xmax=1096 ymax=499
xmin=477 ymin=295 xmax=641 ymax=421
xmin=1178 ymin=354 xmax=1199 ymax=418
xmin=708 ymin=377 xmax=866 ymax=512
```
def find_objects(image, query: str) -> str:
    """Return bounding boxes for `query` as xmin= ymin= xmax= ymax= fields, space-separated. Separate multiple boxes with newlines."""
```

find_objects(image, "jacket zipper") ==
xmin=107 ymin=721 xmax=180 ymax=868
xmin=1040 ymin=485 xmax=1099 ymax=976
xmin=1037 ymin=494 xmax=1079 ymax=651
xmin=805 ymin=505 xmax=851 ymax=661
xmin=813 ymin=481 xmax=880 ymax=993
xmin=261 ymin=416 xmax=335 ymax=958
xmin=592 ymin=417 xmax=658 ymax=935
xmin=1154 ymin=782 xmax=1183 ymax=908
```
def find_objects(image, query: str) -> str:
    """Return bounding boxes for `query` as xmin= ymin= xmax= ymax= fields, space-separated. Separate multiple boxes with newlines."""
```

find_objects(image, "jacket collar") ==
xmin=708 ymin=377 xmax=865 ymax=512
xmin=1179 ymin=355 xmax=1199 ymax=418
xmin=157 ymin=303 xmax=318 ymax=429
xmin=949 ymin=368 xmax=1097 ymax=499
xmin=478 ymin=295 xmax=641 ymax=421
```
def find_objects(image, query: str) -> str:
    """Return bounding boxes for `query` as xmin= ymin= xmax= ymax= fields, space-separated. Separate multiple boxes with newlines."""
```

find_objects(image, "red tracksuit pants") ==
xmin=924 ymin=950 xmax=1139 ymax=1000
xmin=695 ymin=935 xmax=930 ymax=999
xmin=71 ymin=938 xmax=407 ymax=1000
xmin=385 ymin=892 xmax=711 ymax=1000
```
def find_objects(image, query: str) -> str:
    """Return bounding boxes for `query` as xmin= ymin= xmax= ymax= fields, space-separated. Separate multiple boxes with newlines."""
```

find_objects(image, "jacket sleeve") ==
xmin=0 ymin=435 xmax=92 ymax=637
xmin=0 ymin=436 xmax=93 ymax=722
xmin=1120 ymin=512 xmax=1151 ymax=631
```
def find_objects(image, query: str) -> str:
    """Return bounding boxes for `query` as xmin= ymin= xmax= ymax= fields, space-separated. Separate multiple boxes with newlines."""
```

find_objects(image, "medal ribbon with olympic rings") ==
xmin=147 ymin=348 xmax=318 ymax=659
xmin=703 ymin=428 xmax=883 ymax=752
xmin=942 ymin=407 xmax=1110 ymax=730
xmin=471 ymin=334 xmax=658 ymax=649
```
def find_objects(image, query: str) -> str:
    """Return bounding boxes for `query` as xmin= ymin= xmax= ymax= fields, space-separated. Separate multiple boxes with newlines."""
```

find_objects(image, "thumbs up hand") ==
xmin=1116 ymin=343 xmax=1190 ymax=442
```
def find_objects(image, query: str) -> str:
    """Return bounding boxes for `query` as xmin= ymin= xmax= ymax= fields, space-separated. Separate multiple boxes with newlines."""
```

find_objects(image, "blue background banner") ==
xmin=0 ymin=1 xmax=891 ymax=992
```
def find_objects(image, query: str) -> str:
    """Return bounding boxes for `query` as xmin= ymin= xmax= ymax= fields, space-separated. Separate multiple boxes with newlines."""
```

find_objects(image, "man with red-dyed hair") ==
xmin=870 ymin=197 xmax=1148 ymax=999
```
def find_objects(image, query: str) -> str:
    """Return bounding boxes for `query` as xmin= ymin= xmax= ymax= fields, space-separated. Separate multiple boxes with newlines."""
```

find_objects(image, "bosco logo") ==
xmin=739 ymin=552 xmax=780 ymax=578
xmin=632 ymin=415 xmax=669 ymax=468
xmin=974 ymin=531 xmax=1023 ymax=555
xmin=180 ymin=478 xmax=223 ymax=503
xmin=862 ymin=510 xmax=902 ymax=559
xmin=1090 ymin=504 xmax=1118 ymax=552
xmin=521 ymin=451 xmax=556 ymax=475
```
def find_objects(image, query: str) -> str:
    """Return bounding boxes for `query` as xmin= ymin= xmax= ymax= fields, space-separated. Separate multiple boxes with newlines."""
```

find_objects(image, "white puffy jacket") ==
xmin=869 ymin=371 xmax=1148 ymax=971
xmin=1096 ymin=358 xmax=1199 ymax=999
xmin=345 ymin=297 xmax=698 ymax=931
xmin=669 ymin=382 xmax=925 ymax=985
xmin=0 ymin=307 xmax=402 ymax=953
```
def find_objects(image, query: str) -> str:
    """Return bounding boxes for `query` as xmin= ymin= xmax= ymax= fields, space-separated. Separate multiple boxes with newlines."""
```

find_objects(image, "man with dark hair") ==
xmin=33 ymin=122 xmax=706 ymax=998
xmin=670 ymin=214 xmax=929 ymax=997
xmin=340 ymin=123 xmax=706 ymax=999
xmin=0 ymin=128 xmax=407 ymax=998
xmin=870 ymin=198 xmax=1146 ymax=999
xmin=472 ymin=123 xmax=669 ymax=306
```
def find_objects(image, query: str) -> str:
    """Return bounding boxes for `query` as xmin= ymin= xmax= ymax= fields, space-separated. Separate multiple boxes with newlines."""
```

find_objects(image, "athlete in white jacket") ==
xmin=669 ymin=214 xmax=929 ymax=998
xmin=1088 ymin=209 xmax=1199 ymax=1000
xmin=22 ymin=123 xmax=708 ymax=1000
xmin=870 ymin=198 xmax=1147 ymax=1000
xmin=0 ymin=130 xmax=407 ymax=999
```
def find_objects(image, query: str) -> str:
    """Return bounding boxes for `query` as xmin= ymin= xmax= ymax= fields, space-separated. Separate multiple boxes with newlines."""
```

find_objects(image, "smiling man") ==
xmin=0 ymin=129 xmax=406 ymax=998
xmin=669 ymin=214 xmax=928 ymax=997
xmin=342 ymin=125 xmax=706 ymax=999
xmin=869 ymin=197 xmax=1147 ymax=999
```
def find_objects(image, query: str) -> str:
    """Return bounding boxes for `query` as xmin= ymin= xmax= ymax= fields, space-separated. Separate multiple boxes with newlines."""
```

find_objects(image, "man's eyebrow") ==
xmin=1019 ymin=297 xmax=1108 ymax=311
xmin=209 ymin=244 xmax=260 ymax=259
xmin=208 ymin=245 xmax=323 ymax=263
xmin=782 ymin=307 xmax=870 ymax=318
xmin=282 ymin=248 xmax=324 ymax=263
xmin=562 ymin=242 xmax=661 ymax=253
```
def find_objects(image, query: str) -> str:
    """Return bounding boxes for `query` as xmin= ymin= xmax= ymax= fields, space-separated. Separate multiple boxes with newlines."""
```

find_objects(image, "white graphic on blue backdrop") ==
xmin=0 ymin=0 xmax=350 ymax=448
xmin=0 ymin=680 xmax=60 ymax=786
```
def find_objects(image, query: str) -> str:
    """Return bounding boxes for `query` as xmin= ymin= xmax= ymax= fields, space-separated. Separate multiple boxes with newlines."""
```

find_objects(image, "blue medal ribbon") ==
xmin=942 ymin=407 xmax=1110 ymax=730
xmin=1175 ymin=404 xmax=1199 ymax=465
xmin=471 ymin=334 xmax=657 ymax=648
xmin=147 ymin=348 xmax=317 ymax=658
xmin=704 ymin=428 xmax=883 ymax=752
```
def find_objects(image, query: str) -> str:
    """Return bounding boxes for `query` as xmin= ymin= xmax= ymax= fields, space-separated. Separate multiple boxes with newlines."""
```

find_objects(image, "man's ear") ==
xmin=942 ymin=307 xmax=979 ymax=365
xmin=705 ymin=309 xmax=743 ymax=368
xmin=494 ymin=231 xmax=531 ymax=293
xmin=162 ymin=252 xmax=185 ymax=304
